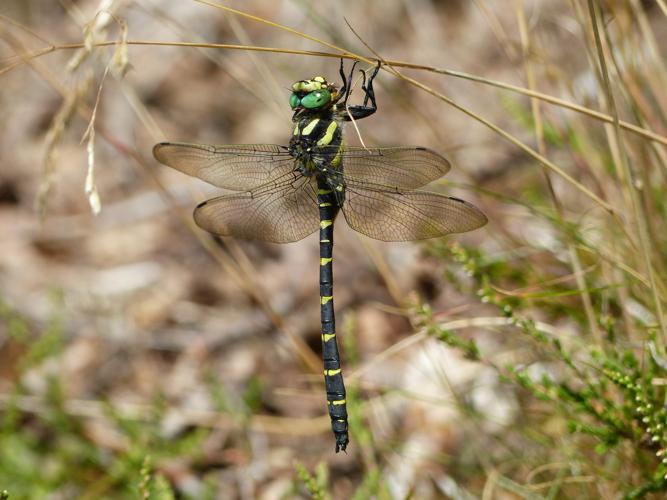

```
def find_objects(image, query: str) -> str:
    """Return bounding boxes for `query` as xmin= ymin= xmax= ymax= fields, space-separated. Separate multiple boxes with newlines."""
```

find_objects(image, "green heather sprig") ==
xmin=422 ymin=241 xmax=667 ymax=497
xmin=294 ymin=462 xmax=330 ymax=500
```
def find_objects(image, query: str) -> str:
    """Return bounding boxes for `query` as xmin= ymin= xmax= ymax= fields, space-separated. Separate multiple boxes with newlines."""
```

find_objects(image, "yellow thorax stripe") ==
xmin=317 ymin=121 xmax=338 ymax=146
xmin=331 ymin=147 xmax=342 ymax=167
xmin=301 ymin=118 xmax=319 ymax=136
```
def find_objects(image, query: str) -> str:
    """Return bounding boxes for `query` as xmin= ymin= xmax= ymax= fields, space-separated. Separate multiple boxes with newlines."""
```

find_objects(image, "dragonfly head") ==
xmin=290 ymin=76 xmax=338 ymax=119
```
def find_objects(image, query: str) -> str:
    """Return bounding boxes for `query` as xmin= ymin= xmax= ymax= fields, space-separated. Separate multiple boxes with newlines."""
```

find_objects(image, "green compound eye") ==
xmin=289 ymin=93 xmax=300 ymax=109
xmin=300 ymin=89 xmax=331 ymax=109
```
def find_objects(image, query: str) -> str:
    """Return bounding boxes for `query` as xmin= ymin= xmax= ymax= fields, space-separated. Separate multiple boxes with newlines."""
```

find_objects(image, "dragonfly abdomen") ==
xmin=317 ymin=177 xmax=348 ymax=453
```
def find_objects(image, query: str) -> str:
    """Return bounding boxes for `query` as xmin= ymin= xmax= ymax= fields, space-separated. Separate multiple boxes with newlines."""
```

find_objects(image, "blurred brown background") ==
xmin=2 ymin=0 xmax=665 ymax=498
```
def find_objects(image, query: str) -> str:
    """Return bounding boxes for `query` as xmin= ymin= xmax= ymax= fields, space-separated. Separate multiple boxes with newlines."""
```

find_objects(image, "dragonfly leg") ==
xmin=361 ymin=61 xmax=381 ymax=108
xmin=341 ymin=60 xmax=381 ymax=121
xmin=336 ymin=58 xmax=358 ymax=106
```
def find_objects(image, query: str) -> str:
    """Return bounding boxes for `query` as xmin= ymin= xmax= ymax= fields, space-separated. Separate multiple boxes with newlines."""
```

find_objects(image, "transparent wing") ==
xmin=154 ymin=142 xmax=450 ymax=193
xmin=193 ymin=172 xmax=319 ymax=243
xmin=338 ymin=146 xmax=451 ymax=191
xmin=342 ymin=185 xmax=487 ymax=241
xmin=153 ymin=142 xmax=295 ymax=191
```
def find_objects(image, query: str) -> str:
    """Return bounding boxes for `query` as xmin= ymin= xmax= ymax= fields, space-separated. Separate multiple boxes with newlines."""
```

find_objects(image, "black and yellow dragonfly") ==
xmin=153 ymin=61 xmax=487 ymax=452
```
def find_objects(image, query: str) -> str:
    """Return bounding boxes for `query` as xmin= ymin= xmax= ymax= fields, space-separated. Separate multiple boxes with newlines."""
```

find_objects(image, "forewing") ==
xmin=193 ymin=173 xmax=319 ymax=243
xmin=153 ymin=142 xmax=295 ymax=191
xmin=342 ymin=186 xmax=487 ymax=241
xmin=339 ymin=147 xmax=451 ymax=191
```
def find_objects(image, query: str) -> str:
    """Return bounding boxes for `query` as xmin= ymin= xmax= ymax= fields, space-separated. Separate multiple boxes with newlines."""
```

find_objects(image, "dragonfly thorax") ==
xmin=288 ymin=115 xmax=346 ymax=200
xmin=290 ymin=114 xmax=343 ymax=163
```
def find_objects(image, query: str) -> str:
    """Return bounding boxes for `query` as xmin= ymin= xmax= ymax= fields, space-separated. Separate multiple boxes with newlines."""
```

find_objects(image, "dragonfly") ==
xmin=153 ymin=61 xmax=487 ymax=453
